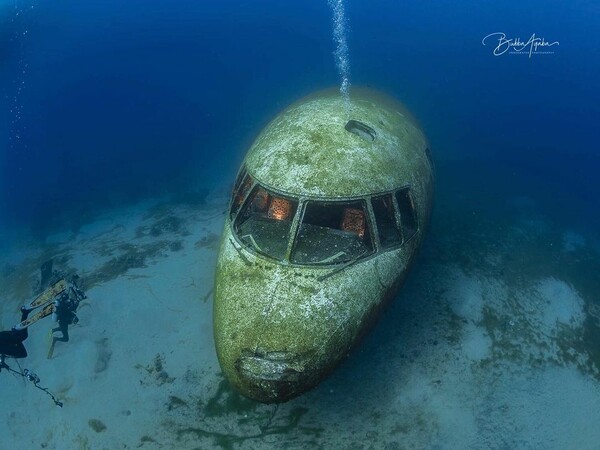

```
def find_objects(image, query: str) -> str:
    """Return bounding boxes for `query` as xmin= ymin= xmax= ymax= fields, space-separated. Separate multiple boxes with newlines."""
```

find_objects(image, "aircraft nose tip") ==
xmin=234 ymin=350 xmax=307 ymax=402
xmin=237 ymin=351 xmax=304 ymax=381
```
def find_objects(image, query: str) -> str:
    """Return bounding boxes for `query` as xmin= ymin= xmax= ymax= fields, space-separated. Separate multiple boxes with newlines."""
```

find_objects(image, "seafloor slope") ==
xmin=1 ymin=161 xmax=599 ymax=449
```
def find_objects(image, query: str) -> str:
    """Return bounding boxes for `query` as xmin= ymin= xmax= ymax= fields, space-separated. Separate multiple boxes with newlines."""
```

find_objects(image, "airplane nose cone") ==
xmin=235 ymin=349 xmax=306 ymax=402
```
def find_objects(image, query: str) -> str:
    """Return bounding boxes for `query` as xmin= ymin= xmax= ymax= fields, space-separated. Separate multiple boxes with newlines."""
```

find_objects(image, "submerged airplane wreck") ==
xmin=213 ymin=88 xmax=434 ymax=403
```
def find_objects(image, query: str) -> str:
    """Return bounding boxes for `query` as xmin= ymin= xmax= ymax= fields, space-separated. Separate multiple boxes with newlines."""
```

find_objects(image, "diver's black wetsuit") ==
xmin=0 ymin=309 xmax=29 ymax=359
xmin=51 ymin=295 xmax=78 ymax=344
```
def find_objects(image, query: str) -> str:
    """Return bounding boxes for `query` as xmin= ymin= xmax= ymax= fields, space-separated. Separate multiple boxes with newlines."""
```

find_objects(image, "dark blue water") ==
xmin=1 ymin=0 xmax=599 ymax=234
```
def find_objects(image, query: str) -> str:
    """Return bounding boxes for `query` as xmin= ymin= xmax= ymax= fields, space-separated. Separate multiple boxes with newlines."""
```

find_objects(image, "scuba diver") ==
xmin=48 ymin=275 xmax=85 ymax=357
xmin=50 ymin=292 xmax=79 ymax=343
xmin=0 ymin=263 xmax=83 ymax=407
xmin=0 ymin=307 xmax=30 ymax=363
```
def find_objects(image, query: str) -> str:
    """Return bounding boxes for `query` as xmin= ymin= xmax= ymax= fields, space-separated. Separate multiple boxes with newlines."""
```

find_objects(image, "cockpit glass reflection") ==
xmin=372 ymin=194 xmax=402 ymax=248
xmin=234 ymin=185 xmax=298 ymax=260
xmin=292 ymin=201 xmax=373 ymax=265
xmin=230 ymin=170 xmax=253 ymax=219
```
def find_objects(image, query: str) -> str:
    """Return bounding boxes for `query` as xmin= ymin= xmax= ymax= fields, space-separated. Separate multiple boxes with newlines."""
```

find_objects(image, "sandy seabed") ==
xmin=1 ymin=189 xmax=600 ymax=450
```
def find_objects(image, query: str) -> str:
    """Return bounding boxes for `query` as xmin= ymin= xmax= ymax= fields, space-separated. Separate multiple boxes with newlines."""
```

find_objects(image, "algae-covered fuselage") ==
xmin=213 ymin=88 xmax=434 ymax=403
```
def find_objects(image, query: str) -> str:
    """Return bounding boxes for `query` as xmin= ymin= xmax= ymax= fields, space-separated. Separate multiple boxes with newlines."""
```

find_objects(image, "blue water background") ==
xmin=1 ymin=0 xmax=598 ymax=237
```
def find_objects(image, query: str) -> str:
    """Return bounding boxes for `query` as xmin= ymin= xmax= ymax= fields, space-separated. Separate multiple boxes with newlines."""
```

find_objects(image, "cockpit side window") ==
xmin=234 ymin=185 xmax=298 ymax=260
xmin=395 ymin=188 xmax=418 ymax=241
xmin=230 ymin=169 xmax=253 ymax=219
xmin=291 ymin=201 xmax=373 ymax=265
xmin=372 ymin=194 xmax=402 ymax=249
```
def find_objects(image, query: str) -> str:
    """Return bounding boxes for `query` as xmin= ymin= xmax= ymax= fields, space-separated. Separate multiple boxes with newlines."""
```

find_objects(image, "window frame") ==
xmin=393 ymin=186 xmax=419 ymax=245
xmin=233 ymin=183 xmax=300 ymax=261
xmin=229 ymin=166 xmax=255 ymax=221
xmin=228 ymin=175 xmax=420 ymax=266
xmin=370 ymin=193 xmax=403 ymax=250
xmin=289 ymin=198 xmax=376 ymax=266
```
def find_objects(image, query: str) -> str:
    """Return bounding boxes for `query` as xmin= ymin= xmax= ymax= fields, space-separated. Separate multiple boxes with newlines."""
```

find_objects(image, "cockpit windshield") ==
xmin=234 ymin=185 xmax=298 ymax=261
xmin=291 ymin=201 xmax=373 ymax=265
xmin=230 ymin=179 xmax=414 ymax=266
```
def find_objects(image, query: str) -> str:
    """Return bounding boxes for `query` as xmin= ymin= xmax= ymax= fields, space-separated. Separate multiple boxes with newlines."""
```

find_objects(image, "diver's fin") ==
xmin=22 ymin=279 xmax=67 ymax=312
xmin=14 ymin=303 xmax=55 ymax=331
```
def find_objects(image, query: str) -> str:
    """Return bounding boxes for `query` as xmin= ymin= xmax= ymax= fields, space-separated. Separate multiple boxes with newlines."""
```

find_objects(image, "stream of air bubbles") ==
xmin=8 ymin=0 xmax=34 ymax=152
xmin=328 ymin=0 xmax=351 ymax=112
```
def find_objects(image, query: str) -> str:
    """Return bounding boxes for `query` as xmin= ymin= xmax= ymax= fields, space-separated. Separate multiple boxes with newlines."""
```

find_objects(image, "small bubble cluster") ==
xmin=8 ymin=1 xmax=35 ymax=151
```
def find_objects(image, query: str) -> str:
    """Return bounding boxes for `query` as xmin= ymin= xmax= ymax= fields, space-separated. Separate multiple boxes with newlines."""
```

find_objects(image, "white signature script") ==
xmin=482 ymin=32 xmax=559 ymax=57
